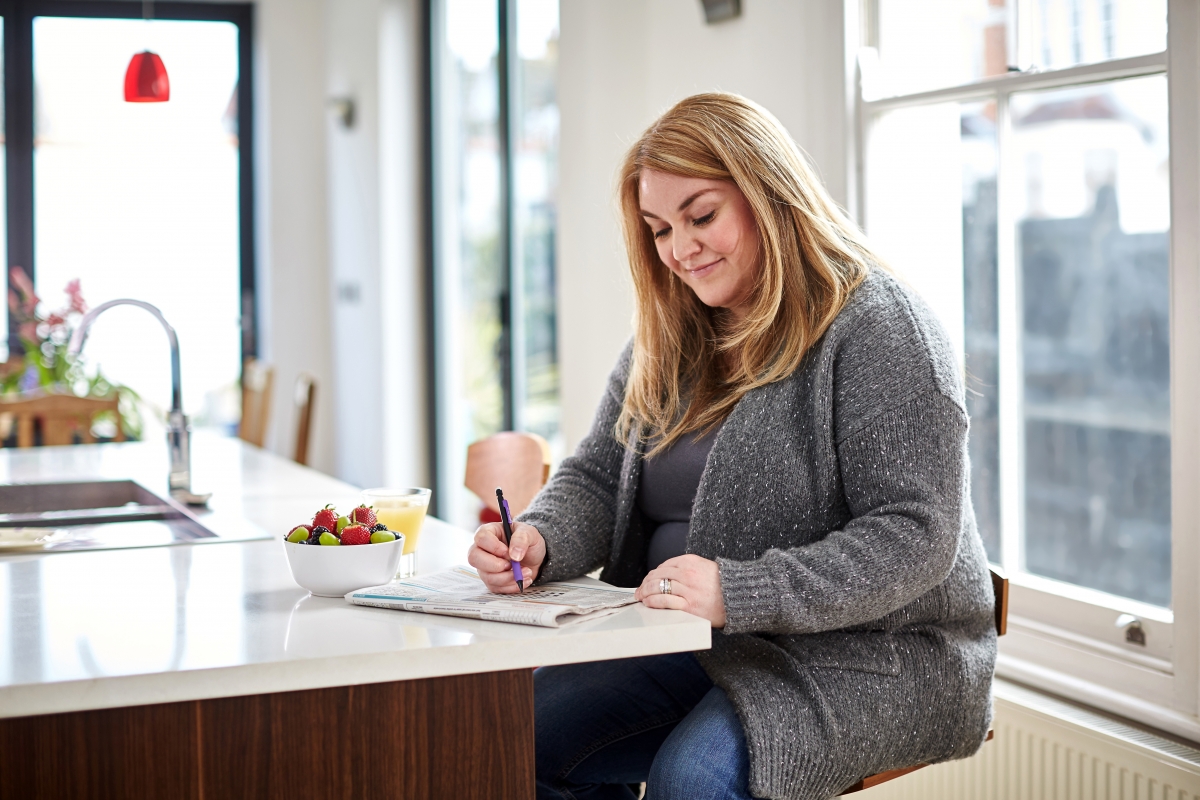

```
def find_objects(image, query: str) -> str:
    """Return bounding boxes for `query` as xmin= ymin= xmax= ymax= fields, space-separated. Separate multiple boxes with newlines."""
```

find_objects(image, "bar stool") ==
xmin=839 ymin=566 xmax=1008 ymax=794
xmin=239 ymin=358 xmax=274 ymax=448
xmin=464 ymin=431 xmax=551 ymax=524
xmin=0 ymin=392 xmax=125 ymax=447
xmin=292 ymin=373 xmax=316 ymax=466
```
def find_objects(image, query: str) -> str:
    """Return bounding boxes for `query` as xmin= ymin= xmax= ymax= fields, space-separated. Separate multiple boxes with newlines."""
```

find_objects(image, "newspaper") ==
xmin=344 ymin=566 xmax=638 ymax=628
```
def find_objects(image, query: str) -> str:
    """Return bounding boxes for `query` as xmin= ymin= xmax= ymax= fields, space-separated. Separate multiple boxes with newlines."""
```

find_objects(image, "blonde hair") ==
xmin=617 ymin=92 xmax=879 ymax=455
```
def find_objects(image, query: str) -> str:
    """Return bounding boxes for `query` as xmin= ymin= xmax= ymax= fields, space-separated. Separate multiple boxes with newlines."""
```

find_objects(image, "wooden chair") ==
xmin=839 ymin=566 xmax=1009 ymax=795
xmin=0 ymin=392 xmax=125 ymax=447
xmin=292 ymin=373 xmax=316 ymax=466
xmin=464 ymin=432 xmax=552 ymax=523
xmin=239 ymin=358 xmax=274 ymax=448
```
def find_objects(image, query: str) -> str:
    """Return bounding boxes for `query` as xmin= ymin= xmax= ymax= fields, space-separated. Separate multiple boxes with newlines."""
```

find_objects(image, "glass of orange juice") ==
xmin=362 ymin=487 xmax=431 ymax=578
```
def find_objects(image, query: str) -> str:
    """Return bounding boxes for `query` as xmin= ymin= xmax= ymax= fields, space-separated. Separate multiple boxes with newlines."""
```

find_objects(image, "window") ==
xmin=430 ymin=0 xmax=559 ymax=527
xmin=2 ymin=2 xmax=254 ymax=436
xmin=857 ymin=0 xmax=1200 ymax=739
xmin=0 ymin=18 xmax=6 ymax=351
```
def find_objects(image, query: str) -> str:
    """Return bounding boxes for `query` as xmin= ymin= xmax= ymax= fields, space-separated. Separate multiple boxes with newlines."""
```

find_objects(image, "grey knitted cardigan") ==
xmin=519 ymin=269 xmax=997 ymax=800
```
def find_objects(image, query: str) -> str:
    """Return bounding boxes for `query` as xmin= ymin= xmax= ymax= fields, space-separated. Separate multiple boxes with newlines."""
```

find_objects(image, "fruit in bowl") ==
xmin=282 ymin=504 xmax=406 ymax=597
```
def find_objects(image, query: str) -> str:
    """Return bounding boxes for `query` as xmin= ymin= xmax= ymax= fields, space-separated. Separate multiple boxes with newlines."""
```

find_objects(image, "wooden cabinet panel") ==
xmin=0 ymin=670 xmax=534 ymax=800
xmin=0 ymin=701 xmax=201 ymax=800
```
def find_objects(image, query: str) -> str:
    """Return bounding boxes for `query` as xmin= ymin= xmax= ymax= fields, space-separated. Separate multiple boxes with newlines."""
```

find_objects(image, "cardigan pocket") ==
xmin=776 ymin=631 xmax=902 ymax=677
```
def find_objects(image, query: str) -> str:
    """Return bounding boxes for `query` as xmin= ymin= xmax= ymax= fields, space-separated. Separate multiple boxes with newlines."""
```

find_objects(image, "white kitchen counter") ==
xmin=0 ymin=433 xmax=711 ymax=719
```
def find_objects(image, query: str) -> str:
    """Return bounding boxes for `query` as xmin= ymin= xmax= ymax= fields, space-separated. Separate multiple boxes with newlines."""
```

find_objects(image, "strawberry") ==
xmin=350 ymin=505 xmax=377 ymax=527
xmin=340 ymin=524 xmax=372 ymax=546
xmin=312 ymin=505 xmax=339 ymax=531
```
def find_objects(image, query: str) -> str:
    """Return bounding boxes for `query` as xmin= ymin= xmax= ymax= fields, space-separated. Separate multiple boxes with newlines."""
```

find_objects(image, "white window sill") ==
xmin=997 ymin=650 xmax=1200 ymax=744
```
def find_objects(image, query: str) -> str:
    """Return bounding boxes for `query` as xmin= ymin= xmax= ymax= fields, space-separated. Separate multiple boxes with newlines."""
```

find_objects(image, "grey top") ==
xmin=520 ymin=270 xmax=997 ymax=800
xmin=638 ymin=424 xmax=722 ymax=570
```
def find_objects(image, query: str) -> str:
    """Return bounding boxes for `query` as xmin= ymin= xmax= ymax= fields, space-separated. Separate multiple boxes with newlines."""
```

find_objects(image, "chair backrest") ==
xmin=839 ymin=566 xmax=1009 ymax=796
xmin=990 ymin=565 xmax=1009 ymax=636
xmin=292 ymin=373 xmax=316 ymax=466
xmin=464 ymin=432 xmax=552 ymax=519
xmin=240 ymin=359 xmax=275 ymax=448
xmin=0 ymin=392 xmax=125 ymax=447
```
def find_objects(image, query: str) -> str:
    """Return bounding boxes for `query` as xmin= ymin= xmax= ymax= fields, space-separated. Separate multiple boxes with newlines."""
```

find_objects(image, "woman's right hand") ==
xmin=468 ymin=521 xmax=546 ymax=593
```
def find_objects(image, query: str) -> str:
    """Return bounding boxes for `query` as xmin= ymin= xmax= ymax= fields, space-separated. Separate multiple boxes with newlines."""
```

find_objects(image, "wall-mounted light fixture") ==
xmin=700 ymin=0 xmax=741 ymax=24
xmin=329 ymin=97 xmax=356 ymax=129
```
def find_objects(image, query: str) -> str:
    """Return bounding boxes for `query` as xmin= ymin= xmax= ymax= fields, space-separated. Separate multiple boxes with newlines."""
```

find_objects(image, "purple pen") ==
xmin=496 ymin=488 xmax=525 ymax=592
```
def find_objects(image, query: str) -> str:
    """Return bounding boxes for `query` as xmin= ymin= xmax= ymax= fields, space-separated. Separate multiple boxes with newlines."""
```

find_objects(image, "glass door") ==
xmin=31 ymin=15 xmax=242 ymax=435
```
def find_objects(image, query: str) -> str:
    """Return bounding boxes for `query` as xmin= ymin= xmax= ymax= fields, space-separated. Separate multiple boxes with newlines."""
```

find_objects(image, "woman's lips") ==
xmin=685 ymin=258 xmax=722 ymax=278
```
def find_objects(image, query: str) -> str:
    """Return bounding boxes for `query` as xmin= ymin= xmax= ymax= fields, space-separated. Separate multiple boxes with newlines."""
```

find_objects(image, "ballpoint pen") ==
xmin=495 ymin=487 xmax=525 ymax=592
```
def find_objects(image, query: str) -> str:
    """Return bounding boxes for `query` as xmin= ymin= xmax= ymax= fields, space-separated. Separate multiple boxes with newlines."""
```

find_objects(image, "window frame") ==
xmin=0 ymin=0 xmax=257 ymax=362
xmin=426 ymin=0 xmax=559 ymax=522
xmin=852 ymin=0 xmax=1200 ymax=740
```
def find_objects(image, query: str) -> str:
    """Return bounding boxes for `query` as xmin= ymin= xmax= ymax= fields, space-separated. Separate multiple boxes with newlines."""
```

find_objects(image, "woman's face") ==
xmin=639 ymin=170 xmax=761 ymax=320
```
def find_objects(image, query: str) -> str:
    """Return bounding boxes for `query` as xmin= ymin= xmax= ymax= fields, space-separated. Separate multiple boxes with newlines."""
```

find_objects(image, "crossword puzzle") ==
xmin=478 ymin=588 xmax=570 ymax=601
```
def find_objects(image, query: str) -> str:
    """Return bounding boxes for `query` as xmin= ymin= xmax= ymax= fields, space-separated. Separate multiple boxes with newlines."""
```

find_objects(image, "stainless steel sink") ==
xmin=0 ymin=480 xmax=218 ymax=552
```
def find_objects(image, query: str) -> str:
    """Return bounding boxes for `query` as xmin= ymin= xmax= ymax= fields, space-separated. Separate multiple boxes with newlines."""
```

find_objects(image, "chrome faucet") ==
xmin=67 ymin=299 xmax=199 ymax=501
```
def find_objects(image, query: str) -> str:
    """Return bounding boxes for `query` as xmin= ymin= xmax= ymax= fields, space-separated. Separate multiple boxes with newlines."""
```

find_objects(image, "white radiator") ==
xmin=858 ymin=681 xmax=1200 ymax=799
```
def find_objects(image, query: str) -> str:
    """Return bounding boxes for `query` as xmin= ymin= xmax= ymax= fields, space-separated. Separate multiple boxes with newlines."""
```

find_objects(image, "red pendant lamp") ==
xmin=124 ymin=51 xmax=169 ymax=102
xmin=124 ymin=0 xmax=169 ymax=103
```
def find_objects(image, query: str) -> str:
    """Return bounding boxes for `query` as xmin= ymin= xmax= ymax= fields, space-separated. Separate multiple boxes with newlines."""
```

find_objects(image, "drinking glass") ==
xmin=361 ymin=487 xmax=431 ymax=578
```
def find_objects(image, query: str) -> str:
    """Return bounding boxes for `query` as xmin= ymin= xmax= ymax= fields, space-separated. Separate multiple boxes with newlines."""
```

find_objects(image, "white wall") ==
xmin=254 ymin=0 xmax=335 ymax=473
xmin=324 ymin=0 xmax=428 ymax=490
xmin=376 ymin=0 xmax=430 ymax=492
xmin=253 ymin=0 xmax=427 ymax=490
xmin=325 ymin=0 xmax=385 ymax=487
xmin=556 ymin=0 xmax=851 ymax=453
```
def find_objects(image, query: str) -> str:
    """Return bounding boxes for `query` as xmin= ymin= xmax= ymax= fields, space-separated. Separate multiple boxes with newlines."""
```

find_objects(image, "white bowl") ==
xmin=282 ymin=534 xmax=406 ymax=597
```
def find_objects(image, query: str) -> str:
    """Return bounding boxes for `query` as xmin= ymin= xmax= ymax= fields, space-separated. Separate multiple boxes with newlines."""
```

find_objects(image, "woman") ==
xmin=467 ymin=93 xmax=996 ymax=800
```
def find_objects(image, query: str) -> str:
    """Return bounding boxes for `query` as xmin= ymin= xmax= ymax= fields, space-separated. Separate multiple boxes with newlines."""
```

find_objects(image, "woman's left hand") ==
xmin=634 ymin=554 xmax=727 ymax=628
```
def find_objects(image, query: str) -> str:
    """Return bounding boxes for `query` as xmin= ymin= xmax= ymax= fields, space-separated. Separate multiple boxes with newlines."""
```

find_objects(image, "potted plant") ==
xmin=2 ymin=267 xmax=142 ymax=442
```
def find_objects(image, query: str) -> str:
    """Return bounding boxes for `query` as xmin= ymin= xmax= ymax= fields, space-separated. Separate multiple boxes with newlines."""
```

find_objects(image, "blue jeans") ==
xmin=535 ymin=652 xmax=755 ymax=800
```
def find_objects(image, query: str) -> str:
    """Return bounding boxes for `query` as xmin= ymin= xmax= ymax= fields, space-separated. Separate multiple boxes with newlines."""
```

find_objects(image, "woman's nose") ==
xmin=672 ymin=229 xmax=701 ymax=262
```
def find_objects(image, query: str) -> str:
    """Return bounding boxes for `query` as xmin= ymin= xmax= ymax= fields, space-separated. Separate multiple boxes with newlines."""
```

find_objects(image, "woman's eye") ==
xmin=653 ymin=227 xmax=671 ymax=240
xmin=693 ymin=211 xmax=716 ymax=227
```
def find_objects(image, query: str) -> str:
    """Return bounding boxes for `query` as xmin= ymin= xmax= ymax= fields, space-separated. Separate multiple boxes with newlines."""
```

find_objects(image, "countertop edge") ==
xmin=0 ymin=616 xmax=712 ymax=720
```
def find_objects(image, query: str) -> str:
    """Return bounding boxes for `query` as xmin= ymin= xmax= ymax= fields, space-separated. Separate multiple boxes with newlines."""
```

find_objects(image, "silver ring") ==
xmin=659 ymin=578 xmax=672 ymax=595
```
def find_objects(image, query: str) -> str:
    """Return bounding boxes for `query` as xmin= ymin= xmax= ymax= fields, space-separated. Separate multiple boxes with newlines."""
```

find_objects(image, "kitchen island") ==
xmin=0 ymin=434 xmax=711 ymax=799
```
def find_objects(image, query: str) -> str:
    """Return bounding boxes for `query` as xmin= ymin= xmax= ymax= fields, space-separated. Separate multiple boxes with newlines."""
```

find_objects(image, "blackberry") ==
xmin=371 ymin=523 xmax=388 ymax=532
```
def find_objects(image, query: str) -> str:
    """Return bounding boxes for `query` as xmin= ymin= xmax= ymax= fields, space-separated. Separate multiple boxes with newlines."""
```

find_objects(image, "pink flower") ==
xmin=46 ymin=312 xmax=65 ymax=328
xmin=8 ymin=267 xmax=38 ymax=314
xmin=9 ymin=266 xmax=33 ymax=294
xmin=64 ymin=279 xmax=87 ymax=314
